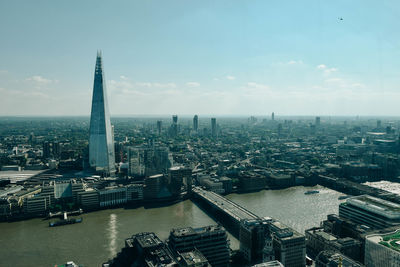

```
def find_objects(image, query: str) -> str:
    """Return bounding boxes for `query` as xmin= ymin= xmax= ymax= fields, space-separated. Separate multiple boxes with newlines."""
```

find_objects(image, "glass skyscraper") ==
xmin=89 ymin=52 xmax=115 ymax=174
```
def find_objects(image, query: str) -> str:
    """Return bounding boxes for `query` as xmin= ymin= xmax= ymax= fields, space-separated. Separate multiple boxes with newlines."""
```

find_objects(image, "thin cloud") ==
xmin=186 ymin=82 xmax=200 ymax=88
xmin=26 ymin=75 xmax=53 ymax=84
xmin=226 ymin=75 xmax=236 ymax=80
xmin=324 ymin=68 xmax=338 ymax=75
xmin=134 ymin=81 xmax=177 ymax=88
xmin=325 ymin=78 xmax=343 ymax=83
xmin=317 ymin=64 xmax=338 ymax=75
xmin=136 ymin=82 xmax=152 ymax=87
xmin=246 ymin=82 xmax=269 ymax=89
xmin=153 ymin=82 xmax=177 ymax=88
xmin=287 ymin=60 xmax=303 ymax=65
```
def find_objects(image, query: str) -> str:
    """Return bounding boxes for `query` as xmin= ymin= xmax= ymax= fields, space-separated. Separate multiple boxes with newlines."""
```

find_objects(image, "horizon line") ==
xmin=1 ymin=114 xmax=400 ymax=118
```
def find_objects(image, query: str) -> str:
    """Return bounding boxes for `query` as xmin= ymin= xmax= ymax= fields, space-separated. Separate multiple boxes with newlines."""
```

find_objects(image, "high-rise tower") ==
xmin=157 ymin=120 xmax=162 ymax=135
xmin=211 ymin=117 xmax=217 ymax=137
xmin=193 ymin=115 xmax=198 ymax=132
xmin=171 ymin=115 xmax=178 ymax=136
xmin=89 ymin=51 xmax=115 ymax=174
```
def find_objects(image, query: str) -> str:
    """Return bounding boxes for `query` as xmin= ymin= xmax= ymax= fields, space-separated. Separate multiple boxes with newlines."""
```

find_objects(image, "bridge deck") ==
xmin=193 ymin=187 xmax=259 ymax=222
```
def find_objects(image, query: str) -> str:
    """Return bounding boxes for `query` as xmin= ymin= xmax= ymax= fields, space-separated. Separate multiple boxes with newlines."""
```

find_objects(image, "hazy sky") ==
xmin=0 ymin=1 xmax=400 ymax=116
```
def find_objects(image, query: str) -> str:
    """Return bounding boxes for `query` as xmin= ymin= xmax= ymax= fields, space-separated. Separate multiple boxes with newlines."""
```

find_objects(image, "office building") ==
xmin=339 ymin=195 xmax=400 ymax=229
xmin=126 ymin=184 xmax=144 ymax=202
xmin=240 ymin=218 xmax=271 ymax=263
xmin=89 ymin=52 xmax=115 ymax=175
xmin=134 ymin=232 xmax=178 ymax=267
xmin=23 ymin=195 xmax=50 ymax=215
xmin=114 ymin=142 xmax=124 ymax=163
xmin=305 ymin=227 xmax=361 ymax=262
xmin=316 ymin=116 xmax=321 ymax=126
xmin=168 ymin=225 xmax=230 ymax=267
xmin=270 ymin=221 xmax=306 ymax=267
xmin=43 ymin=141 xmax=51 ymax=159
xmin=144 ymin=174 xmax=168 ymax=200
xmin=178 ymin=250 xmax=210 ymax=267
xmin=200 ymin=178 xmax=224 ymax=194
xmin=104 ymin=232 xmax=178 ymax=267
xmin=262 ymin=236 xmax=275 ymax=262
xmin=170 ymin=115 xmax=178 ymax=137
xmin=40 ymin=185 xmax=55 ymax=206
xmin=39 ymin=180 xmax=84 ymax=206
xmin=128 ymin=145 xmax=172 ymax=177
xmin=78 ymin=189 xmax=99 ymax=210
xmin=271 ymin=112 xmax=275 ymax=121
xmin=168 ymin=166 xmax=188 ymax=196
xmin=377 ymin=120 xmax=382 ymax=128
xmin=52 ymin=141 xmax=61 ymax=158
xmin=169 ymin=166 xmax=192 ymax=194
xmin=157 ymin=120 xmax=162 ymax=135
xmin=98 ymin=186 xmax=127 ymax=207
xmin=193 ymin=115 xmax=198 ymax=132
xmin=219 ymin=177 xmax=233 ymax=194
xmin=211 ymin=118 xmax=217 ymax=137
xmin=315 ymin=251 xmax=363 ymax=267
xmin=365 ymin=229 xmax=400 ymax=266
xmin=252 ymin=261 xmax=284 ymax=267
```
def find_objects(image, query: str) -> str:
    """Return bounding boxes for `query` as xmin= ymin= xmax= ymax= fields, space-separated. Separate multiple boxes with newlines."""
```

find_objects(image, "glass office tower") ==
xmin=89 ymin=51 xmax=115 ymax=174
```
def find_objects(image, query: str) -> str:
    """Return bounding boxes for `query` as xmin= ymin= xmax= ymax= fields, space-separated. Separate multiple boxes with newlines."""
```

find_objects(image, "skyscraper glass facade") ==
xmin=89 ymin=52 xmax=115 ymax=174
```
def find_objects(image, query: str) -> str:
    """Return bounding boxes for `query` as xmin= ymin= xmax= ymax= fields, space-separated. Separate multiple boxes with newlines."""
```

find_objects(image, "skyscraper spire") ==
xmin=89 ymin=52 xmax=115 ymax=174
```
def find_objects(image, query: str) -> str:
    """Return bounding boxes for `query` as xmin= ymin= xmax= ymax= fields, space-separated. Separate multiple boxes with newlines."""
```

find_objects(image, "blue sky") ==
xmin=0 ymin=0 xmax=400 ymax=116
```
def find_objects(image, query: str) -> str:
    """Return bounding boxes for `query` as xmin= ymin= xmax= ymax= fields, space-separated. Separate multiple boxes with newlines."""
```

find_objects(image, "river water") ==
xmin=0 ymin=185 xmax=344 ymax=266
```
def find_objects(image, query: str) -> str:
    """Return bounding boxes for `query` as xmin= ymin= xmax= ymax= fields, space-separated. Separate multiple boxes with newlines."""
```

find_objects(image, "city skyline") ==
xmin=3 ymin=2 xmax=400 ymax=266
xmin=1 ymin=1 xmax=400 ymax=116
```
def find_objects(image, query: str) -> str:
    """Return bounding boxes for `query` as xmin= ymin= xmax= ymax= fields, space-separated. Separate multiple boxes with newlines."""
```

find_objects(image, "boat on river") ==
xmin=49 ymin=212 xmax=83 ymax=227
xmin=49 ymin=218 xmax=82 ymax=227
xmin=304 ymin=190 xmax=319 ymax=195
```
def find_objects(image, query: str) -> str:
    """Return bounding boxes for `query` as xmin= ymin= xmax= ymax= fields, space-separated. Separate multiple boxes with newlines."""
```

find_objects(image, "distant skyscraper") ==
xmin=271 ymin=112 xmax=275 ymax=121
xmin=171 ymin=115 xmax=178 ymax=136
xmin=211 ymin=118 xmax=217 ymax=137
xmin=157 ymin=120 xmax=162 ymax=135
xmin=193 ymin=115 xmax=198 ymax=132
xmin=52 ymin=141 xmax=61 ymax=158
xmin=89 ymin=52 xmax=115 ymax=174
xmin=43 ymin=141 xmax=51 ymax=159
xmin=315 ymin=116 xmax=321 ymax=126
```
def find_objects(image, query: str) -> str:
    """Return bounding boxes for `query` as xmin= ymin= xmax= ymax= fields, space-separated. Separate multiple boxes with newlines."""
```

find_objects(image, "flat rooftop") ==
xmin=134 ymin=232 xmax=163 ymax=249
xmin=0 ymin=185 xmax=23 ymax=197
xmin=0 ymin=170 xmax=46 ymax=183
xmin=315 ymin=230 xmax=337 ymax=242
xmin=345 ymin=195 xmax=400 ymax=219
xmin=148 ymin=174 xmax=164 ymax=179
xmin=367 ymin=229 xmax=400 ymax=253
xmin=270 ymin=221 xmax=303 ymax=240
xmin=171 ymin=225 xmax=225 ymax=238
xmin=180 ymin=250 xmax=208 ymax=265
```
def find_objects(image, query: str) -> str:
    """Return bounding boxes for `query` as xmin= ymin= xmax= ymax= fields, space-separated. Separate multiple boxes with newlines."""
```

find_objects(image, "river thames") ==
xmin=0 ymin=185 xmax=344 ymax=266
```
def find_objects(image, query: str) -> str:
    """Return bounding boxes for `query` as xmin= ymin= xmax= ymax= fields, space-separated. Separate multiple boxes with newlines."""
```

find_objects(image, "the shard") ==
xmin=89 ymin=51 xmax=115 ymax=174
